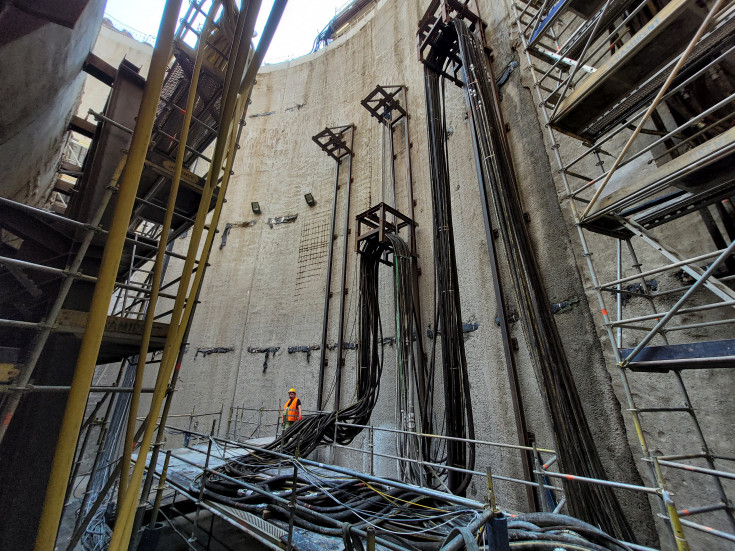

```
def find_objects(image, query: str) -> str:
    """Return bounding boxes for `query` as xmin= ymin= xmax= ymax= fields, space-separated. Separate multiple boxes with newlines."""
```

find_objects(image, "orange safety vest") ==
xmin=283 ymin=397 xmax=299 ymax=422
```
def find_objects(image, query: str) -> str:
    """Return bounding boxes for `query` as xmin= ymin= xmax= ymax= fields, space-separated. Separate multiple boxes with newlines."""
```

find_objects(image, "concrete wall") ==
xmin=0 ymin=0 xmax=105 ymax=205
xmin=145 ymin=1 xmax=734 ymax=549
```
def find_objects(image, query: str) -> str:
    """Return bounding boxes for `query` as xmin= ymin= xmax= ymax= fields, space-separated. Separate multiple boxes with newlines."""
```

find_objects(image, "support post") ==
xmin=334 ymin=129 xmax=355 ymax=411
xmin=148 ymin=450 xmax=172 ymax=529
xmin=287 ymin=462 xmax=298 ymax=551
xmin=317 ymin=155 xmax=341 ymax=410
xmin=191 ymin=420 xmax=216 ymax=541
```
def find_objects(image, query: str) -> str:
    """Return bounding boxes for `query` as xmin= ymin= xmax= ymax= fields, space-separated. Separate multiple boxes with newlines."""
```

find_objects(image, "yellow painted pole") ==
xmin=111 ymin=98 xmax=245 ymax=551
xmin=33 ymin=1 xmax=183 ymax=549
xmin=118 ymin=0 xmax=221 ymax=507
xmin=108 ymin=6 xmax=261 ymax=547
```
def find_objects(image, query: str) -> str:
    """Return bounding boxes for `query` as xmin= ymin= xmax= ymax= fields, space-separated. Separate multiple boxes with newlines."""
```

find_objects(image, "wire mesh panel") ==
xmin=296 ymin=214 xmax=331 ymax=296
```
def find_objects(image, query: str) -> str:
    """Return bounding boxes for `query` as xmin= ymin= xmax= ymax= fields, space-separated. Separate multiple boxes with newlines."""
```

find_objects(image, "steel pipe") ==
xmin=0 ymin=256 xmax=96 ymax=283
xmin=34 ymin=1 xmax=185 ymax=548
xmin=335 ymin=421 xmax=555 ymax=453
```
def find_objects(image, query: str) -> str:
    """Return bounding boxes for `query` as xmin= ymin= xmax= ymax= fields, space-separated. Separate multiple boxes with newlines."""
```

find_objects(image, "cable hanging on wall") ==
xmin=416 ymin=0 xmax=637 ymax=539
xmin=424 ymin=59 xmax=476 ymax=497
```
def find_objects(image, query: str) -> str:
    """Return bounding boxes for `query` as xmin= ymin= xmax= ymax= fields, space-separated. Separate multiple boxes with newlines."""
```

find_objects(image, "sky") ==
xmin=103 ymin=0 xmax=351 ymax=63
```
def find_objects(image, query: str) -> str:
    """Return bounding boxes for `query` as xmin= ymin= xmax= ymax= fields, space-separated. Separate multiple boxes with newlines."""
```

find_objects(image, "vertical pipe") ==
xmin=218 ymin=404 xmax=223 ymax=437
xmin=65 ymin=420 xmax=94 ymax=507
xmin=287 ymin=463 xmax=298 ymax=551
xmin=227 ymin=406 xmax=232 ymax=439
xmin=616 ymin=239 xmax=623 ymax=348
xmin=334 ymin=128 xmax=355 ymax=411
xmin=401 ymin=88 xmax=418 ymax=255
xmin=34 ymin=3 xmax=184 ymax=547
xmin=366 ymin=527 xmax=376 ymax=551
xmin=192 ymin=420 xmax=216 ymax=538
xmin=369 ymin=425 xmax=375 ymax=475
xmin=233 ymin=406 xmax=239 ymax=440
xmin=400 ymin=87 xmax=429 ymax=449
xmin=148 ymin=450 xmax=171 ymax=529
xmin=120 ymin=1 xmax=220 ymax=505
xmin=388 ymin=120 xmax=397 ymax=211
xmin=533 ymin=442 xmax=548 ymax=512
xmin=317 ymin=157 xmax=341 ymax=410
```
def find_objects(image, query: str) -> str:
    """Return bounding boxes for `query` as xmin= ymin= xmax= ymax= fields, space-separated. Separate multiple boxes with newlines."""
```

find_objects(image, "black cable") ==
xmin=423 ymin=42 xmax=477 ymax=496
xmin=451 ymin=18 xmax=634 ymax=542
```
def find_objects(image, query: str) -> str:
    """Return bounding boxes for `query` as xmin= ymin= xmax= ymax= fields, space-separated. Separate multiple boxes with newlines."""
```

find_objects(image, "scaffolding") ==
xmin=510 ymin=0 xmax=735 ymax=548
xmin=130 ymin=419 xmax=671 ymax=551
xmin=0 ymin=0 xmax=289 ymax=549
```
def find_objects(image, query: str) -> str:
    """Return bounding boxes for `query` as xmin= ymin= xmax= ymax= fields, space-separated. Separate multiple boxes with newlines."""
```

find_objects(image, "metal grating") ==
xmin=205 ymin=500 xmax=286 ymax=545
xmin=296 ymin=214 xmax=330 ymax=295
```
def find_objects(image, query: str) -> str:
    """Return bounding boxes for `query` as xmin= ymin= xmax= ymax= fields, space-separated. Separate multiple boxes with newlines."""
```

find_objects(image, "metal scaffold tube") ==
xmin=110 ymin=0 xmax=289 ymax=546
xmin=34 ymin=1 xmax=184 ymax=547
xmin=118 ymin=0 xmax=222 ymax=508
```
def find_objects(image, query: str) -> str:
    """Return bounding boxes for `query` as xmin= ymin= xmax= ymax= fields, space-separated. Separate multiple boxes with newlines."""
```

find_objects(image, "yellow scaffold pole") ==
xmin=107 ymin=5 xmax=263 ymax=549
xmin=118 ymin=0 xmax=222 ymax=507
xmin=33 ymin=1 xmax=183 ymax=549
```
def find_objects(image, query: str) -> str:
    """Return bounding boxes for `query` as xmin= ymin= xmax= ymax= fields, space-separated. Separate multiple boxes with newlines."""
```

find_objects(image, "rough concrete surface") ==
xmin=131 ymin=1 xmax=735 ymax=549
xmin=0 ymin=0 xmax=105 ymax=205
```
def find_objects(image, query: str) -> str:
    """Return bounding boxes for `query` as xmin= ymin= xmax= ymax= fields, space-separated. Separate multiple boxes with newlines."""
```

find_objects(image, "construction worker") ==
xmin=282 ymin=388 xmax=302 ymax=430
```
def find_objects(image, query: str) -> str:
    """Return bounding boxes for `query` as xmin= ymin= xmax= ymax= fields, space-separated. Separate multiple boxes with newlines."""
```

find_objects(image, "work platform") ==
xmin=550 ymin=0 xmax=710 ymax=141
xmin=621 ymin=338 xmax=735 ymax=372
xmin=55 ymin=310 xmax=169 ymax=364
xmin=582 ymin=126 xmax=735 ymax=238
xmin=135 ymin=438 xmax=392 ymax=551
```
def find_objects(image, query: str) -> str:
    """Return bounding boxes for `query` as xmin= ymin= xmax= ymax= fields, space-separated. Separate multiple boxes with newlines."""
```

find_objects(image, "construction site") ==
xmin=0 ymin=0 xmax=734 ymax=549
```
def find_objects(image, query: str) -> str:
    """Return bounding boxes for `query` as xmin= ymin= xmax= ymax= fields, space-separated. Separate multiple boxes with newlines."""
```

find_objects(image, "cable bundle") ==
xmin=201 ymin=460 xmax=629 ymax=551
xmin=217 ymin=235 xmax=387 ymax=476
xmin=387 ymin=233 xmax=438 ymax=487
xmin=507 ymin=513 xmax=631 ymax=551
xmin=200 ymin=459 xmax=483 ymax=551
xmin=452 ymin=18 xmax=634 ymax=541
xmin=424 ymin=53 xmax=476 ymax=496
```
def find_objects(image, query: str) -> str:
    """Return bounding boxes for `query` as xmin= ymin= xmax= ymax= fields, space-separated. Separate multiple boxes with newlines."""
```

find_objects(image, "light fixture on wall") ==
xmin=251 ymin=201 xmax=261 ymax=214
xmin=304 ymin=193 xmax=316 ymax=207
